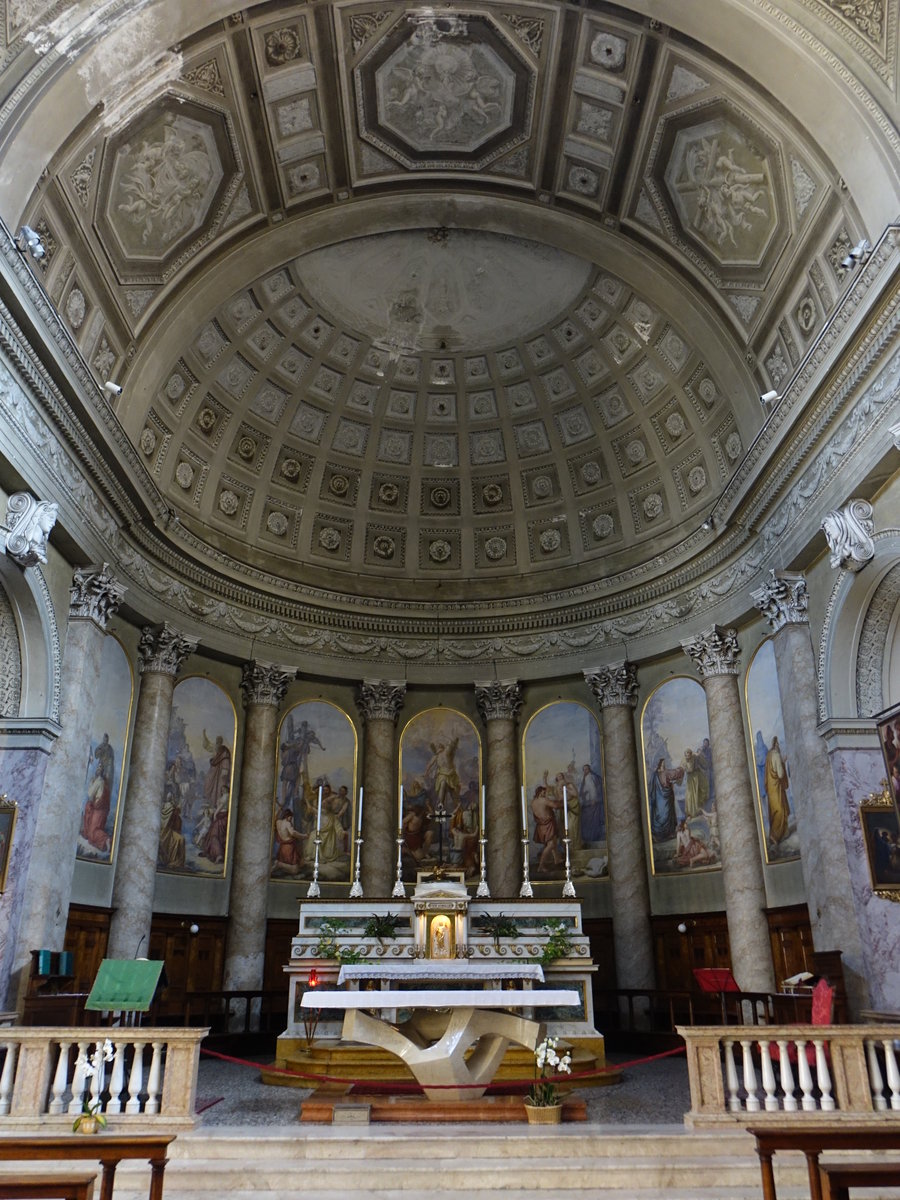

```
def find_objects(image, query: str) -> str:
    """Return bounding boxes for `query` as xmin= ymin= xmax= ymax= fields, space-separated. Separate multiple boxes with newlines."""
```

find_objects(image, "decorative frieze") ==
xmin=240 ymin=661 xmax=293 ymax=709
xmin=751 ymin=570 xmax=809 ymax=631
xmin=682 ymin=625 xmax=741 ymax=677
xmin=137 ymin=623 xmax=197 ymax=676
xmin=474 ymin=680 xmax=522 ymax=722
xmin=583 ymin=661 xmax=638 ymax=708
xmin=822 ymin=499 xmax=875 ymax=572
xmin=69 ymin=563 xmax=125 ymax=628
xmin=357 ymin=679 xmax=406 ymax=723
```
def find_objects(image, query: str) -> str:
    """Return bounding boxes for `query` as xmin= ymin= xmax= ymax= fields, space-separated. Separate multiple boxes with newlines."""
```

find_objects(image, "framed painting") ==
xmin=398 ymin=708 xmax=481 ymax=884
xmin=76 ymin=633 xmax=133 ymax=865
xmin=157 ymin=676 xmax=236 ymax=878
xmin=745 ymin=638 xmax=800 ymax=864
xmin=0 ymin=796 xmax=17 ymax=892
xmin=271 ymin=700 xmax=358 ymax=883
xmin=522 ymin=701 xmax=607 ymax=884
xmin=860 ymin=784 xmax=900 ymax=899
xmin=640 ymin=676 xmax=720 ymax=876
xmin=875 ymin=701 xmax=900 ymax=820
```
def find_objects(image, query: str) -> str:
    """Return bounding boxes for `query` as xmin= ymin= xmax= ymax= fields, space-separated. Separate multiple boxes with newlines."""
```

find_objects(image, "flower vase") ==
xmin=523 ymin=1102 xmax=563 ymax=1124
xmin=75 ymin=1115 xmax=101 ymax=1134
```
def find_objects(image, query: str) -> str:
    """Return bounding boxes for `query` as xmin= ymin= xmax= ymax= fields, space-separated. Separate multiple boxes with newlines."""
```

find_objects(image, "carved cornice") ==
xmin=474 ymin=680 xmax=523 ymax=722
xmin=583 ymin=661 xmax=639 ymax=709
xmin=137 ymin=623 xmax=198 ymax=676
xmin=240 ymin=660 xmax=294 ymax=709
xmin=356 ymin=679 xmax=406 ymax=723
xmin=69 ymin=563 xmax=125 ymax=629
xmin=682 ymin=625 xmax=741 ymax=677
xmin=751 ymin=569 xmax=809 ymax=631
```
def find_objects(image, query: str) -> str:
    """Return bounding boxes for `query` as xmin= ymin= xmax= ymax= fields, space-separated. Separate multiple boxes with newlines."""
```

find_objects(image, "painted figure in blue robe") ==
xmin=648 ymin=757 xmax=684 ymax=841
xmin=579 ymin=763 xmax=605 ymax=842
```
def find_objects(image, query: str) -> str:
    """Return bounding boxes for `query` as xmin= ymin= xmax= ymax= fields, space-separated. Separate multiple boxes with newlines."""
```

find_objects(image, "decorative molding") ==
xmin=751 ymin=569 xmax=809 ymax=630
xmin=474 ymin=679 xmax=523 ymax=722
xmin=583 ymin=661 xmax=638 ymax=708
xmin=239 ymin=660 xmax=293 ymax=709
xmin=68 ymin=563 xmax=125 ymax=629
xmin=682 ymin=625 xmax=741 ymax=677
xmin=356 ymin=679 xmax=406 ymax=723
xmin=855 ymin=560 xmax=900 ymax=717
xmin=137 ymin=622 xmax=197 ymax=676
xmin=822 ymin=498 xmax=876 ymax=571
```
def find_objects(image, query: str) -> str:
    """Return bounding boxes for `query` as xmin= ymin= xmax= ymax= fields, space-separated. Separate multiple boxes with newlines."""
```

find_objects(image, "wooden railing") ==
xmin=679 ymin=1024 xmax=900 ymax=1127
xmin=0 ymin=1027 xmax=206 ymax=1129
xmin=594 ymin=986 xmax=815 ymax=1035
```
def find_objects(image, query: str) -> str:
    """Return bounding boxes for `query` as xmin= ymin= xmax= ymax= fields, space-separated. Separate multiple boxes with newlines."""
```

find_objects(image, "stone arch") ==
xmin=0 ymin=554 xmax=60 ymax=723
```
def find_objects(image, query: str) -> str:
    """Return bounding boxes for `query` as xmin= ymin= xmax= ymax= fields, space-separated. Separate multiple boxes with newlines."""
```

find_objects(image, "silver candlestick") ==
xmin=349 ymin=834 xmax=364 ymax=898
xmin=561 ymin=835 xmax=576 ymax=898
xmin=519 ymin=833 xmax=533 ymax=898
xmin=391 ymin=831 xmax=406 ymax=898
xmin=307 ymin=834 xmax=322 ymax=898
xmin=476 ymin=835 xmax=490 ymax=898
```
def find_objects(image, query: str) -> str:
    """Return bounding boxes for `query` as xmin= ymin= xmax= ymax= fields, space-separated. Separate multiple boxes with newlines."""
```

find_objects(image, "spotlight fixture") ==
xmin=760 ymin=389 xmax=781 ymax=404
xmin=840 ymin=238 xmax=870 ymax=269
xmin=102 ymin=380 xmax=122 ymax=397
xmin=17 ymin=225 xmax=45 ymax=260
xmin=701 ymin=517 xmax=713 ymax=532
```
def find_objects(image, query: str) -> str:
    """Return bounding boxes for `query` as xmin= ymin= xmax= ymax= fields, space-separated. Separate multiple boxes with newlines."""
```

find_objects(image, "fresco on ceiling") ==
xmin=157 ymin=676 xmax=235 ymax=877
xmin=398 ymin=709 xmax=481 ymax=884
xmin=522 ymin=701 xmax=606 ymax=884
xmin=745 ymin=638 xmax=800 ymax=864
xmin=641 ymin=677 xmax=720 ymax=876
xmin=271 ymin=701 xmax=357 ymax=883
xmin=76 ymin=634 xmax=133 ymax=865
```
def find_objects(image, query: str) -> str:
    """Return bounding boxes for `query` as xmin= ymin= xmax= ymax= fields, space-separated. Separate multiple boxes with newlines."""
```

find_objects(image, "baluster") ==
xmin=758 ymin=1041 xmax=779 ymax=1111
xmin=48 ymin=1041 xmax=71 ymax=1114
xmin=106 ymin=1040 xmax=125 ymax=1114
xmin=68 ymin=1040 xmax=90 ymax=1115
xmin=144 ymin=1041 xmax=163 ymax=1114
xmin=883 ymin=1039 xmax=900 ymax=1111
xmin=866 ymin=1039 xmax=887 ymax=1111
xmin=125 ymin=1041 xmax=145 ymax=1114
xmin=724 ymin=1040 xmax=741 ymax=1112
xmin=0 ymin=1042 xmax=18 ymax=1115
xmin=777 ymin=1041 xmax=797 ymax=1112
xmin=741 ymin=1039 xmax=761 ymax=1112
xmin=797 ymin=1041 xmax=816 ymax=1111
xmin=813 ymin=1040 xmax=834 ymax=1111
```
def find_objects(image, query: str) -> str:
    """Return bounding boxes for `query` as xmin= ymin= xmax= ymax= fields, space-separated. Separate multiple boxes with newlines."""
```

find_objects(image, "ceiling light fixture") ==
xmin=17 ymin=225 xmax=45 ymax=260
xmin=701 ymin=517 xmax=713 ymax=532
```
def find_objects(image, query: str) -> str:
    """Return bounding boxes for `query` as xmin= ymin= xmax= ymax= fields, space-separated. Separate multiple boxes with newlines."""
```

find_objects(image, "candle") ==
xmin=357 ymin=786 xmax=364 ymax=834
xmin=316 ymin=784 xmax=323 ymax=832
xmin=521 ymin=785 xmax=527 ymax=834
xmin=562 ymin=785 xmax=569 ymax=832
xmin=480 ymin=784 xmax=486 ymax=829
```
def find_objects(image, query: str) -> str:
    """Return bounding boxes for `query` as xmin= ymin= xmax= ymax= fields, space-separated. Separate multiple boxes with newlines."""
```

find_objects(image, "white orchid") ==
xmin=528 ymin=1036 xmax=572 ymax=1107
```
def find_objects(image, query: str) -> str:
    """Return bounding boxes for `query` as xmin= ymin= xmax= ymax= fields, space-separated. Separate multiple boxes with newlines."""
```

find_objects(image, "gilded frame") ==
xmin=875 ymin=700 xmax=900 ymax=822
xmin=0 ymin=796 xmax=17 ymax=893
xmin=860 ymin=783 xmax=900 ymax=902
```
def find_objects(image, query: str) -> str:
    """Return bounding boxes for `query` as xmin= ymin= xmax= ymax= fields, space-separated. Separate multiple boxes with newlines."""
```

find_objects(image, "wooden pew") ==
xmin=0 ymin=1134 xmax=174 ymax=1200
xmin=0 ymin=1175 xmax=96 ymax=1200
xmin=748 ymin=1125 xmax=900 ymax=1200
xmin=819 ymin=1160 xmax=900 ymax=1200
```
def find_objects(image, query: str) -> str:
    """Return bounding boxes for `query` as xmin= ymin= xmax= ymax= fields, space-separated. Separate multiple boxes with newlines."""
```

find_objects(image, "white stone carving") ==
xmin=590 ymin=32 xmax=626 ymax=70
xmin=682 ymin=625 xmax=741 ymax=676
xmin=357 ymin=679 xmax=406 ymax=723
xmin=584 ymin=661 xmax=638 ymax=708
xmin=475 ymin=679 xmax=522 ymax=721
xmin=751 ymin=570 xmax=809 ymax=631
xmin=69 ymin=564 xmax=126 ymax=628
xmin=240 ymin=660 xmax=293 ymax=708
xmin=138 ymin=623 xmax=198 ymax=675
xmin=642 ymin=493 xmax=663 ymax=520
xmin=3 ymin=492 xmax=58 ymax=568
xmin=666 ymin=65 xmax=708 ymax=102
xmin=822 ymin=498 xmax=875 ymax=571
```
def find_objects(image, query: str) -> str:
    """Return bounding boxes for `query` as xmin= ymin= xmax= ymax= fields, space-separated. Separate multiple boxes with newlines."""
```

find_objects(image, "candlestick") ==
xmin=519 ymin=832 xmax=533 ymax=898
xmin=316 ymin=784 xmax=323 ymax=832
xmin=520 ymin=785 xmax=527 ymax=835
xmin=562 ymin=835 xmax=576 ymax=898
xmin=307 ymin=833 xmax=322 ymax=898
xmin=562 ymin=784 xmax=568 ymax=832
xmin=357 ymin=786 xmax=364 ymax=835
xmin=480 ymin=784 xmax=486 ymax=830
xmin=349 ymin=834 xmax=364 ymax=898
xmin=391 ymin=829 xmax=406 ymax=898
xmin=476 ymin=834 xmax=490 ymax=898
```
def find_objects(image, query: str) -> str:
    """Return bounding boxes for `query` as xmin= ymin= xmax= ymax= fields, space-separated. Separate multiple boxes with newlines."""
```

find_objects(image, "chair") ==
xmin=769 ymin=977 xmax=834 ymax=1066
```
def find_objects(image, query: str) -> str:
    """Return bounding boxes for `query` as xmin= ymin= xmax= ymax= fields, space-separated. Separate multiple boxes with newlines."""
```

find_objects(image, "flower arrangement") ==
xmin=71 ymin=1039 xmax=115 ymax=1132
xmin=527 ymin=1036 xmax=572 ymax=1108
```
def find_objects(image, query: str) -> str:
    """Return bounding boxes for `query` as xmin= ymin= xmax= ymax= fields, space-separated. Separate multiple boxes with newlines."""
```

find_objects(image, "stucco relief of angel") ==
xmin=117 ymin=122 xmax=213 ymax=248
xmin=385 ymin=44 xmax=501 ymax=143
xmin=681 ymin=137 xmax=768 ymax=248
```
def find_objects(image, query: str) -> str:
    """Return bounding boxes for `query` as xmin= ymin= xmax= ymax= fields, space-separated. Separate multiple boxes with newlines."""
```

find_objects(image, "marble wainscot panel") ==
xmin=0 ymin=746 xmax=50 ymax=1008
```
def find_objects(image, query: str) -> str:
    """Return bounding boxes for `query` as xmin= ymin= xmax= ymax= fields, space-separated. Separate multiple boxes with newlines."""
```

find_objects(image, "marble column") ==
xmin=356 ymin=680 xmax=406 ymax=897
xmin=584 ymin=662 xmax=656 ymax=993
xmin=107 ymin=624 xmax=197 ymax=961
xmin=12 ymin=565 xmax=125 ymax=1009
xmin=222 ymin=661 xmax=293 ymax=1028
xmin=752 ymin=570 xmax=869 ymax=1014
xmin=682 ymin=626 xmax=775 ymax=993
xmin=474 ymin=680 xmax=522 ymax=898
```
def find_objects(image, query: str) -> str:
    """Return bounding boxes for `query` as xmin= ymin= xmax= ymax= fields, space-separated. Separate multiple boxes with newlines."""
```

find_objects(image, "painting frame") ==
xmin=875 ymin=700 xmax=900 ymax=822
xmin=860 ymin=784 xmax=900 ymax=901
xmin=0 ymin=796 xmax=17 ymax=893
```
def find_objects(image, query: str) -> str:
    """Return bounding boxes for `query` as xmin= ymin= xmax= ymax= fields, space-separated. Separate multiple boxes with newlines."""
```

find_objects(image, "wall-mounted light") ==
xmin=677 ymin=920 xmax=696 ymax=934
xmin=102 ymin=381 xmax=122 ymax=398
xmin=840 ymin=238 xmax=870 ymax=269
xmin=17 ymin=225 xmax=45 ymax=260
xmin=760 ymin=389 xmax=781 ymax=405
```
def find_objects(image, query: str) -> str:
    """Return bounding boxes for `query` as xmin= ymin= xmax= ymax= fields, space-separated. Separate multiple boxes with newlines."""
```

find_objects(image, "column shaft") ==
xmin=357 ymin=682 xmax=405 ymax=897
xmin=476 ymin=682 xmax=522 ymax=899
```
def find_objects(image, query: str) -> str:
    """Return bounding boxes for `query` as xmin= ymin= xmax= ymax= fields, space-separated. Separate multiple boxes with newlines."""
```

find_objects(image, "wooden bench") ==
xmin=748 ymin=1125 xmax=900 ymax=1200
xmin=0 ymin=1174 xmax=96 ymax=1200
xmin=819 ymin=1160 xmax=900 ymax=1200
xmin=0 ymin=1134 xmax=175 ymax=1200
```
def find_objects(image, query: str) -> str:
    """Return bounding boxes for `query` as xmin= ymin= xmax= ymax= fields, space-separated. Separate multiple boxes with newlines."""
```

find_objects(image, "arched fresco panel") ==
xmin=745 ymin=637 xmax=800 ymax=863
xmin=76 ymin=633 xmax=133 ymax=865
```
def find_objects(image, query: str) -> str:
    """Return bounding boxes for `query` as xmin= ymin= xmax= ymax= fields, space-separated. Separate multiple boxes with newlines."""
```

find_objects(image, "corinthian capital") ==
xmin=357 ymin=679 xmax=406 ymax=723
xmin=138 ymin=623 xmax=198 ymax=676
xmin=69 ymin=563 xmax=126 ymax=629
xmin=751 ymin=570 xmax=809 ymax=631
xmin=475 ymin=680 xmax=522 ymax=722
xmin=682 ymin=625 xmax=741 ymax=677
xmin=822 ymin=499 xmax=875 ymax=572
xmin=583 ymin=661 xmax=639 ymax=708
xmin=240 ymin=661 xmax=294 ymax=709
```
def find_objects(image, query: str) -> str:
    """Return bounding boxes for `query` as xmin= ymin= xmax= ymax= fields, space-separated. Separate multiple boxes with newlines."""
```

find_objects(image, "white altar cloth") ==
xmin=337 ymin=961 xmax=545 ymax=985
xmin=301 ymin=988 xmax=578 ymax=1009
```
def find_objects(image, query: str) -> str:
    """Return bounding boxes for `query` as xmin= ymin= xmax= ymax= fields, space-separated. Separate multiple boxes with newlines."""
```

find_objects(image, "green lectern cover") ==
xmin=85 ymin=958 xmax=165 ymax=1011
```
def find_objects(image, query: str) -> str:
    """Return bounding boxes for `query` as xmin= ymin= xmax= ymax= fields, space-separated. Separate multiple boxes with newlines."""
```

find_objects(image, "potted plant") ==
xmin=71 ymin=1038 xmax=114 ymax=1133
xmin=524 ymin=1036 xmax=572 ymax=1124
xmin=72 ymin=1098 xmax=107 ymax=1134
